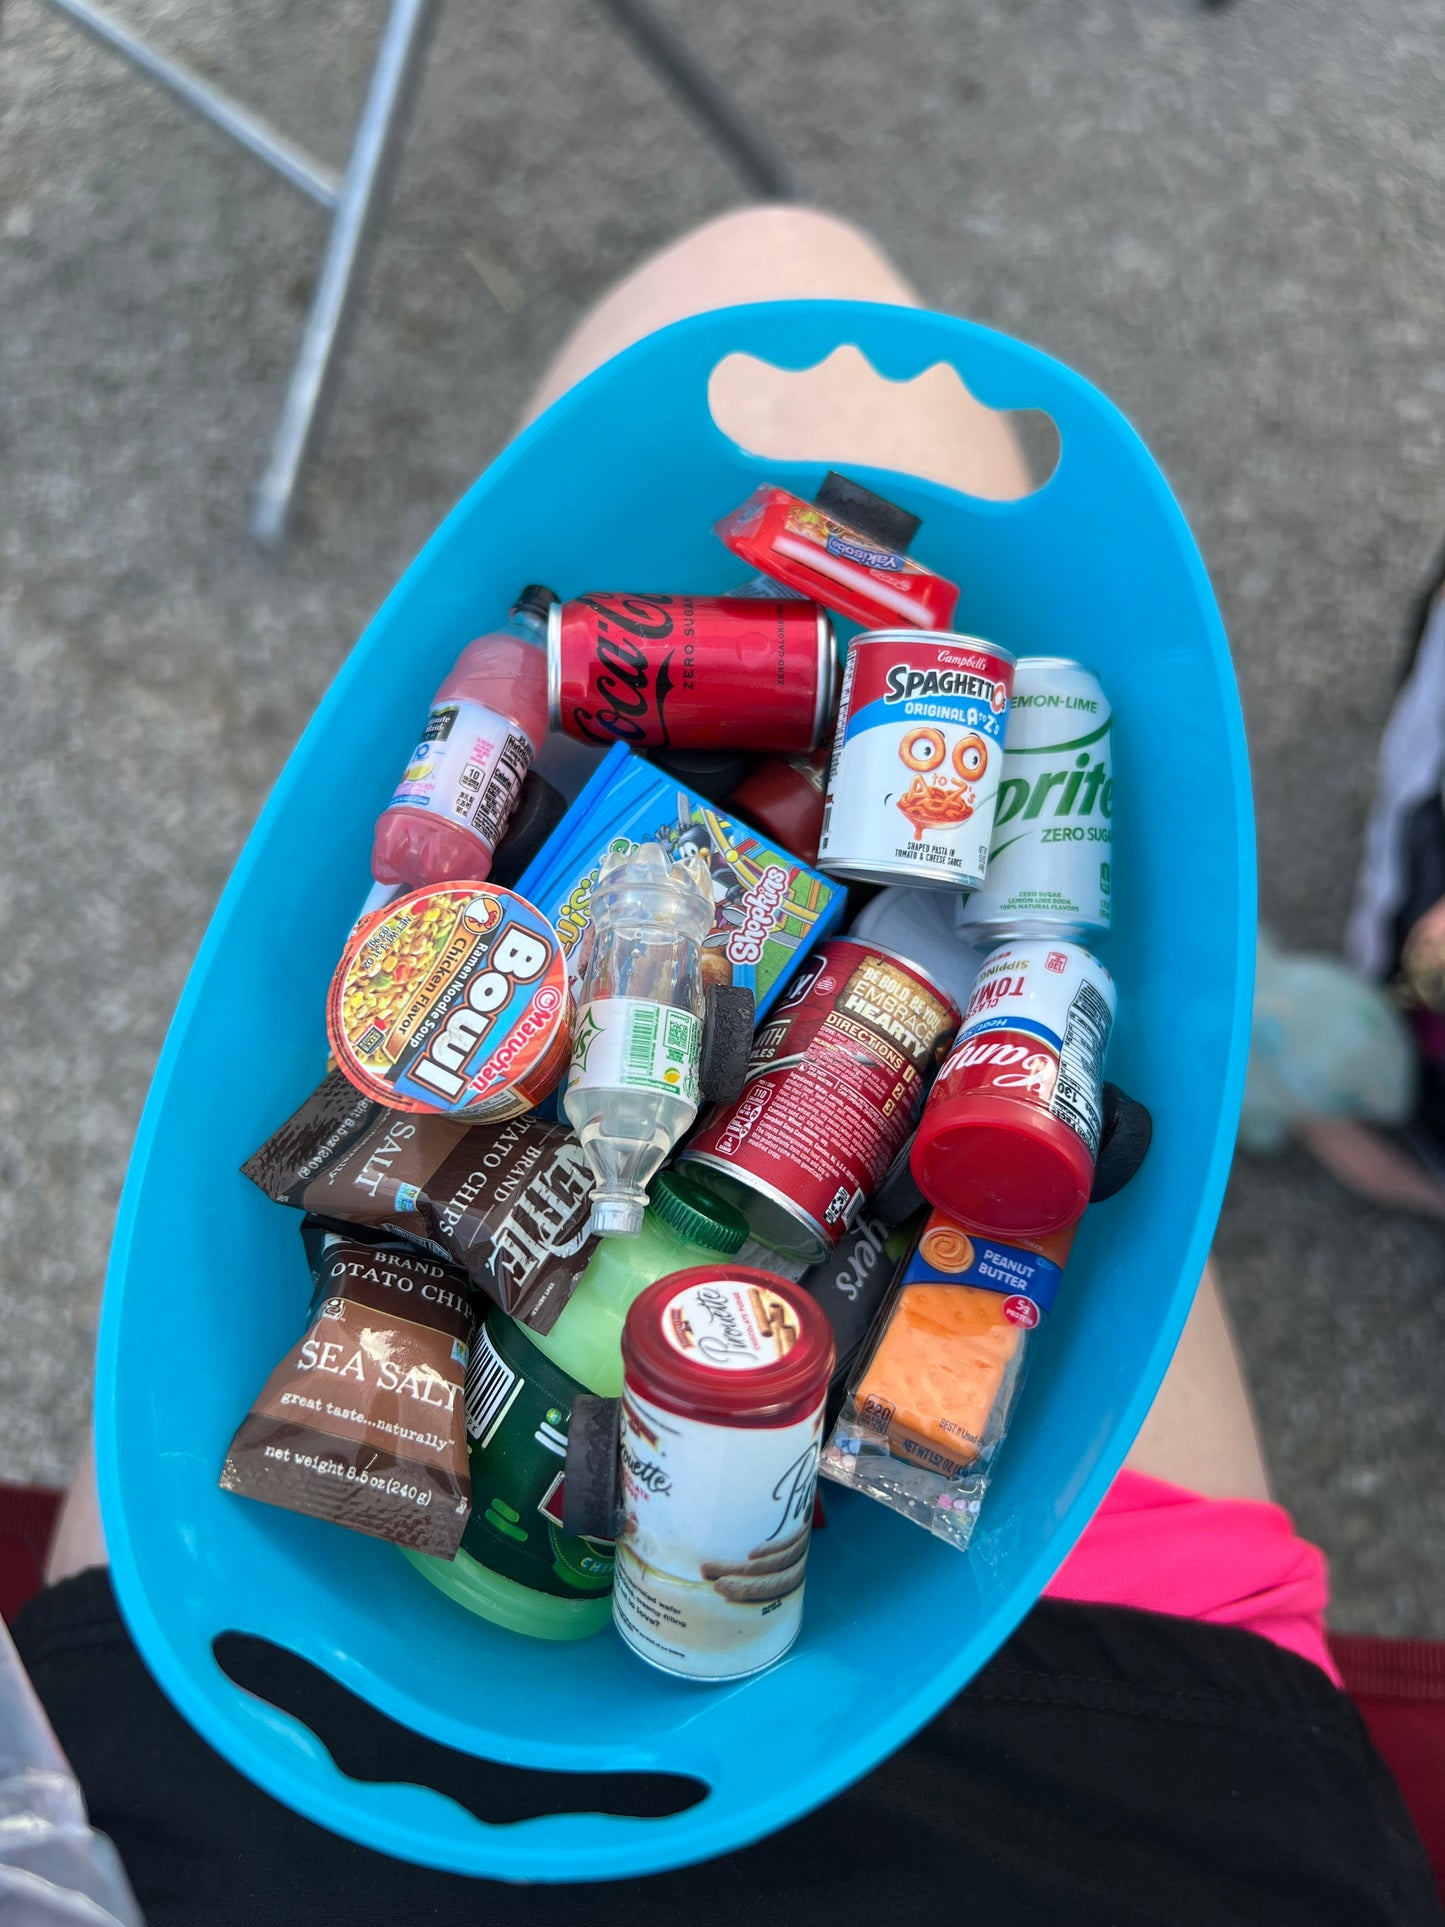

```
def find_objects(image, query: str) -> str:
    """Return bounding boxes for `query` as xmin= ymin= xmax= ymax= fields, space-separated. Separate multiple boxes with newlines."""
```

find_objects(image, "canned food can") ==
xmin=326 ymin=882 xmax=571 ymax=1119
xmin=547 ymin=594 xmax=836 ymax=752
xmin=615 ymin=1267 xmax=834 ymax=1681
xmin=817 ymin=631 xmax=1016 ymax=888
xmin=912 ymin=940 xmax=1117 ymax=1239
xmin=959 ymin=657 xmax=1113 ymax=941
xmin=680 ymin=938 xmax=962 ymax=1263
xmin=725 ymin=745 xmax=831 ymax=865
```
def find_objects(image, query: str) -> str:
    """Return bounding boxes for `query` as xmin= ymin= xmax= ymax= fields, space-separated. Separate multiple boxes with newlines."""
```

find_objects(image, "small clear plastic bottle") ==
xmin=564 ymin=841 xmax=715 ymax=1236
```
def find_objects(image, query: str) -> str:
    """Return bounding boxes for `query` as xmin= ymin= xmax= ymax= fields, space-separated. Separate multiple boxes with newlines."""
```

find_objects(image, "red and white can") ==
xmin=547 ymin=593 xmax=836 ymax=752
xmin=912 ymin=939 xmax=1117 ymax=1239
xmin=615 ymin=1268 xmax=834 ymax=1682
xmin=679 ymin=938 xmax=962 ymax=1263
xmin=817 ymin=630 xmax=1015 ymax=889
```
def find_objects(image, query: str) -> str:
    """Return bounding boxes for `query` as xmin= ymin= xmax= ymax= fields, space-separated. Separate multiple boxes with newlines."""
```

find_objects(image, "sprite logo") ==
xmin=994 ymin=752 xmax=1112 ymax=826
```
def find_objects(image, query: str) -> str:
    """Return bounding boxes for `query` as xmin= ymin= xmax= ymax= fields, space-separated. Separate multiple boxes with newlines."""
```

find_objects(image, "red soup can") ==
xmin=911 ymin=939 xmax=1117 ymax=1239
xmin=616 ymin=1267 xmax=834 ymax=1681
xmin=679 ymin=938 xmax=962 ymax=1264
xmin=547 ymin=593 xmax=836 ymax=752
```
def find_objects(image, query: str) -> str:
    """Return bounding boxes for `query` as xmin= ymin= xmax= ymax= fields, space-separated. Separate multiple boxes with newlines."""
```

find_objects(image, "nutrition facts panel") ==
xmin=1053 ymin=981 xmax=1112 ymax=1151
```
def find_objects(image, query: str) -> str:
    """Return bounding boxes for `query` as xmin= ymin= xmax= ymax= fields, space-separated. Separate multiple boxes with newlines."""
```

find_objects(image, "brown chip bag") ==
xmin=220 ymin=1223 xmax=473 ymax=1557
xmin=241 ymin=1071 xmax=597 ymax=1333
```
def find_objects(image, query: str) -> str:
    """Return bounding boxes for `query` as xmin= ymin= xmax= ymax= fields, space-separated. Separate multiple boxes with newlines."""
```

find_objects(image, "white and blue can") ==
xmin=817 ymin=631 xmax=1016 ymax=889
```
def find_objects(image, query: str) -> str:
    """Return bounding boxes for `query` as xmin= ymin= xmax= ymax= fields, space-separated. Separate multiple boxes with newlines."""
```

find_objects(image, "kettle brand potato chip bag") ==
xmin=241 ymin=1071 xmax=597 ymax=1333
xmin=220 ymin=1223 xmax=474 ymax=1557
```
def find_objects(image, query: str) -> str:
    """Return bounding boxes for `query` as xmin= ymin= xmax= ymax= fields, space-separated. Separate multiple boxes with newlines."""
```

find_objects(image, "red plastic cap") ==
xmin=622 ymin=1267 xmax=835 ymax=1428
xmin=911 ymin=1094 xmax=1094 ymax=1240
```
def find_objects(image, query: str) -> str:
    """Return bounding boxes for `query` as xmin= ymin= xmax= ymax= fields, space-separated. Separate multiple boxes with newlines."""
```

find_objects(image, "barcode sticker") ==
xmin=465 ymin=1323 xmax=523 ymax=1445
xmin=566 ymin=995 xmax=701 ymax=1107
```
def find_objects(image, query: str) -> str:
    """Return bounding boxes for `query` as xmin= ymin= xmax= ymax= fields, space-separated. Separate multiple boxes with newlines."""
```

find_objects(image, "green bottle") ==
xmin=402 ymin=1166 xmax=747 ymax=1638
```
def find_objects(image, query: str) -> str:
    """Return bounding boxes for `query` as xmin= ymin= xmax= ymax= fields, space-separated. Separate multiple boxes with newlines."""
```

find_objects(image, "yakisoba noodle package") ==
xmin=327 ymin=881 xmax=570 ymax=1120
xmin=714 ymin=485 xmax=959 ymax=631
xmin=821 ymin=1206 xmax=1075 ymax=1549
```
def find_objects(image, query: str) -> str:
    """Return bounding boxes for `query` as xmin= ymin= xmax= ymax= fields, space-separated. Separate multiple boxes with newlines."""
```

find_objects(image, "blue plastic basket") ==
xmin=95 ymin=300 xmax=1254 ymax=1881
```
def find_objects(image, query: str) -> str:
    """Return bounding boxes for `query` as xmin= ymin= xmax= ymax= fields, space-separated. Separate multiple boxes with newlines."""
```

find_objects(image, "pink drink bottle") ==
xmin=371 ymin=585 xmax=556 ymax=888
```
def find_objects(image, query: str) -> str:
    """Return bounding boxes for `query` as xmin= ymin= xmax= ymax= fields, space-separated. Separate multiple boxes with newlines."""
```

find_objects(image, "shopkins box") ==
xmin=515 ymin=742 xmax=847 ymax=1015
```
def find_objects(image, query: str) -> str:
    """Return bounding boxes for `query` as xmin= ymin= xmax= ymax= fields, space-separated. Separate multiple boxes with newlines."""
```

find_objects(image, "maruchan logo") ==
xmin=884 ymin=665 xmax=1005 ymax=704
xmin=411 ymin=924 xmax=552 ymax=1102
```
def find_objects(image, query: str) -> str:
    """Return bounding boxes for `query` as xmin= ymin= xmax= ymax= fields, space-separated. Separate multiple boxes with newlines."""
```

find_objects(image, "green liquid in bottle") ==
xmin=402 ymin=1166 xmax=747 ymax=1638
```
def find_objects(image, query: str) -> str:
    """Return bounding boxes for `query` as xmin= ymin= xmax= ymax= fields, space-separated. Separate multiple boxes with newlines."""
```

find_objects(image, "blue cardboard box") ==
xmin=516 ymin=744 xmax=847 ymax=1016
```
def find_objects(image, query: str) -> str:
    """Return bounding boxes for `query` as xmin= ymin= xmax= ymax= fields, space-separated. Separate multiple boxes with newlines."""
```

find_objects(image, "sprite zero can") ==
xmin=959 ymin=657 xmax=1112 ymax=942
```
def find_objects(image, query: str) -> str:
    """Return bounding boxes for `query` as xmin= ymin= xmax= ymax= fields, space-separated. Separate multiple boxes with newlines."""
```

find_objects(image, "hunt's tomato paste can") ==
xmin=679 ymin=938 xmax=962 ymax=1264
xmin=912 ymin=939 xmax=1116 ymax=1239
xmin=615 ymin=1267 xmax=834 ymax=1681
xmin=817 ymin=630 xmax=1015 ymax=889
xmin=547 ymin=593 xmax=836 ymax=752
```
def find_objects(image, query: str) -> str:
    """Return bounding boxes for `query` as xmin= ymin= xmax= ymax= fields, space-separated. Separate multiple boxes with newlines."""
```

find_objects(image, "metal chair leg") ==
xmin=251 ymin=0 xmax=438 ymax=549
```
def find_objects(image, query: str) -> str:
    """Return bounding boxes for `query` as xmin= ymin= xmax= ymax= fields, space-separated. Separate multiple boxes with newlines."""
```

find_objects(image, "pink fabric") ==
xmin=1044 ymin=1469 xmax=1343 ymax=1687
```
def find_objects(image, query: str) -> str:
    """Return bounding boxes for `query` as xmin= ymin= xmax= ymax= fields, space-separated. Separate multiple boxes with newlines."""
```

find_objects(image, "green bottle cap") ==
xmin=649 ymin=1167 xmax=748 ymax=1255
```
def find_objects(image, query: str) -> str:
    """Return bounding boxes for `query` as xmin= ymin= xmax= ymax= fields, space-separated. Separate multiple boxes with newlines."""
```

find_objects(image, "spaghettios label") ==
xmin=328 ymin=883 xmax=569 ymax=1118
xmin=819 ymin=635 xmax=1014 ymax=886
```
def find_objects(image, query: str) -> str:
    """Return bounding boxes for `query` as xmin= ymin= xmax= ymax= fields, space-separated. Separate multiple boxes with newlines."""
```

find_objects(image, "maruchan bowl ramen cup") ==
xmin=327 ymin=881 xmax=570 ymax=1120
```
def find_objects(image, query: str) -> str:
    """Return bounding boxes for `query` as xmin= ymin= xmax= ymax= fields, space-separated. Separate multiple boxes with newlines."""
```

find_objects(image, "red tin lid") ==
xmin=911 ymin=1093 xmax=1094 ymax=1240
xmin=622 ymin=1266 xmax=835 ymax=1428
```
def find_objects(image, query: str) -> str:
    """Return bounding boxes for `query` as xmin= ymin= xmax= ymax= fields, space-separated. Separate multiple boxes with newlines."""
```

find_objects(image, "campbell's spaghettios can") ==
xmin=912 ymin=940 xmax=1116 ymax=1239
xmin=959 ymin=657 xmax=1113 ymax=942
xmin=547 ymin=593 xmax=836 ymax=752
xmin=327 ymin=881 xmax=571 ymax=1120
xmin=680 ymin=937 xmax=962 ymax=1264
xmin=615 ymin=1267 xmax=834 ymax=1681
xmin=818 ymin=630 xmax=1015 ymax=889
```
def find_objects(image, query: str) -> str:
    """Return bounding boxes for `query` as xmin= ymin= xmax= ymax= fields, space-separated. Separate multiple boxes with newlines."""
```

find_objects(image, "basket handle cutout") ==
xmin=214 ymin=1633 xmax=707 ymax=1824
xmin=707 ymin=345 xmax=1059 ymax=502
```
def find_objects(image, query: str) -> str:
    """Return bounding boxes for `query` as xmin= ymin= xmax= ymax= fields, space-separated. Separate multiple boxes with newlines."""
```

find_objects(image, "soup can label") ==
xmin=960 ymin=657 xmax=1113 ymax=940
xmin=931 ymin=941 xmax=1116 ymax=1155
xmin=681 ymin=938 xmax=961 ymax=1258
xmin=327 ymin=883 xmax=570 ymax=1119
xmin=818 ymin=632 xmax=1015 ymax=888
xmin=614 ymin=1377 xmax=826 ymax=1681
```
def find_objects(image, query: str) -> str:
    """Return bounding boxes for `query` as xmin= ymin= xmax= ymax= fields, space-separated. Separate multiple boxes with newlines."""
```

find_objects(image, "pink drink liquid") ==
xmin=371 ymin=590 xmax=552 ymax=888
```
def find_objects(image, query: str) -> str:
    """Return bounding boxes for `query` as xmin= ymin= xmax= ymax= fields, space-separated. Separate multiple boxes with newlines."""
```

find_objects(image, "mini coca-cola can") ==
xmin=547 ymin=593 xmax=836 ymax=752
xmin=912 ymin=939 xmax=1117 ymax=1239
xmin=679 ymin=938 xmax=962 ymax=1263
xmin=615 ymin=1267 xmax=834 ymax=1681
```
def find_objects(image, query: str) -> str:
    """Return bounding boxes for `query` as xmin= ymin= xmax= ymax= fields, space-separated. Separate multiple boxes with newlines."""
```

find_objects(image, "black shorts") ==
xmin=14 ymin=1570 xmax=1439 ymax=1927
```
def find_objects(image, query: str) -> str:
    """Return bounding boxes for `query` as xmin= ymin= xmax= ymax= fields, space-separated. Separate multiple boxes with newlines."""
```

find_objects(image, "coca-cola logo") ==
xmin=570 ymin=595 xmax=677 ymax=747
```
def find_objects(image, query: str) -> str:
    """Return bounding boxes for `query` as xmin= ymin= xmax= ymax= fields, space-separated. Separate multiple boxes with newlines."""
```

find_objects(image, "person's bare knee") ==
xmin=523 ymin=206 xmax=1032 ymax=503
xmin=525 ymin=204 xmax=920 ymax=418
